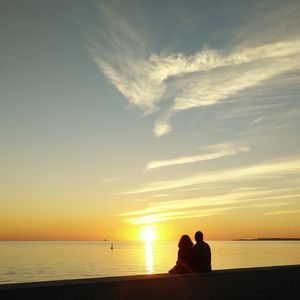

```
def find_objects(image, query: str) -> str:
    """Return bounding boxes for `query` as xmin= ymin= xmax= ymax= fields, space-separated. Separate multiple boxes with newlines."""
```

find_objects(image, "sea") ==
xmin=0 ymin=241 xmax=299 ymax=284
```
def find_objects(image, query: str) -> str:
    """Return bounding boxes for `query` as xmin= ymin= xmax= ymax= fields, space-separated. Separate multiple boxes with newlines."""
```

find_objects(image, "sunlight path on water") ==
xmin=145 ymin=240 xmax=153 ymax=274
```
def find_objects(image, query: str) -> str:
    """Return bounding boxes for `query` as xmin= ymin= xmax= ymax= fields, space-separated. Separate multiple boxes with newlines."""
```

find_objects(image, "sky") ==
xmin=1 ymin=0 xmax=300 ymax=241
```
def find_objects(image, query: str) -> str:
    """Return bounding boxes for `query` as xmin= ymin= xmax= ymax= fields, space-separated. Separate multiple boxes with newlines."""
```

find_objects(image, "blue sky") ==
xmin=1 ymin=0 xmax=300 ymax=240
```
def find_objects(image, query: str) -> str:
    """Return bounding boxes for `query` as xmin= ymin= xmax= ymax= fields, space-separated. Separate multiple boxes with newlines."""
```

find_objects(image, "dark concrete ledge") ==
xmin=1 ymin=265 xmax=299 ymax=300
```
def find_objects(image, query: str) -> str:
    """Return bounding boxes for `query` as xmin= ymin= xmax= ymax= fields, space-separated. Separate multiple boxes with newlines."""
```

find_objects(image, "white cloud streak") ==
xmin=120 ymin=188 xmax=300 ymax=224
xmin=124 ymin=158 xmax=300 ymax=194
xmin=265 ymin=209 xmax=300 ymax=216
xmin=146 ymin=143 xmax=250 ymax=170
xmin=101 ymin=177 xmax=124 ymax=184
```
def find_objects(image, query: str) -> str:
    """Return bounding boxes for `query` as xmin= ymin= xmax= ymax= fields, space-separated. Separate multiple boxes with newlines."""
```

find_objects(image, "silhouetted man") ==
xmin=192 ymin=231 xmax=211 ymax=272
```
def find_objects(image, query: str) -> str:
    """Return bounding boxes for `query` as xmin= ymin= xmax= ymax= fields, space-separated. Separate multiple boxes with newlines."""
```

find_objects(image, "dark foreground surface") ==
xmin=0 ymin=265 xmax=299 ymax=300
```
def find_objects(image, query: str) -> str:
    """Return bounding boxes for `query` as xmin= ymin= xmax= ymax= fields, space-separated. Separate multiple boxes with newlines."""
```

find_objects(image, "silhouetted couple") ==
xmin=169 ymin=231 xmax=211 ymax=274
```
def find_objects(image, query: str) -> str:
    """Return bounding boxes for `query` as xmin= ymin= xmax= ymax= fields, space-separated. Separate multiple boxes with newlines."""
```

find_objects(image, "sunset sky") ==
xmin=1 ymin=0 xmax=300 ymax=241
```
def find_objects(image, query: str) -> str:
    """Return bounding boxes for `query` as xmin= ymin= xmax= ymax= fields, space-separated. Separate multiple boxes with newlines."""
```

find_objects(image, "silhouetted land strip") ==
xmin=234 ymin=237 xmax=300 ymax=241
xmin=0 ymin=265 xmax=299 ymax=300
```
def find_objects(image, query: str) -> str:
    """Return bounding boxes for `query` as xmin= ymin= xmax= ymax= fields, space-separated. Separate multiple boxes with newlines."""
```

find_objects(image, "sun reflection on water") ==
xmin=145 ymin=240 xmax=153 ymax=274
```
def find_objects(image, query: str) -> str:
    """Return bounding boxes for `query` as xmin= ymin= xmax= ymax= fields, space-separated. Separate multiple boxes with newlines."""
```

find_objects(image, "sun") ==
xmin=140 ymin=226 xmax=157 ymax=242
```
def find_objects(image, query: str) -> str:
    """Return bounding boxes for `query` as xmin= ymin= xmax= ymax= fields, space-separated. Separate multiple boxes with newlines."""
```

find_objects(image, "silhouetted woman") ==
xmin=169 ymin=235 xmax=194 ymax=274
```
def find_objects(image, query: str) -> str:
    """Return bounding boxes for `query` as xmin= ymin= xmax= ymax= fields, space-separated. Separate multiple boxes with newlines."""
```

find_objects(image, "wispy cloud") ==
xmin=252 ymin=201 xmax=295 ymax=208
xmin=155 ymin=46 xmax=300 ymax=136
xmin=120 ymin=187 xmax=300 ymax=224
xmin=87 ymin=2 xmax=300 ymax=137
xmin=265 ymin=209 xmax=300 ymax=216
xmin=171 ymin=41 xmax=300 ymax=111
xmin=101 ymin=177 xmax=124 ymax=184
xmin=146 ymin=143 xmax=250 ymax=170
xmin=253 ymin=116 xmax=265 ymax=124
xmin=220 ymin=103 xmax=283 ymax=120
xmin=124 ymin=158 xmax=300 ymax=194
xmin=121 ymin=188 xmax=299 ymax=217
xmin=149 ymin=194 xmax=170 ymax=198
xmin=87 ymin=2 xmax=168 ymax=113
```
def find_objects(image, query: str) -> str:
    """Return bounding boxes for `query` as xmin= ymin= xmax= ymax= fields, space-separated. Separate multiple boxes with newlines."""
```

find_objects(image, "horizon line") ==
xmin=1 ymin=237 xmax=299 ymax=242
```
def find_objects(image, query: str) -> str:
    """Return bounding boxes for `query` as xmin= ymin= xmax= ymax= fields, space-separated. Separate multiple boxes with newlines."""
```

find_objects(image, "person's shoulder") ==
xmin=193 ymin=243 xmax=199 ymax=248
xmin=203 ymin=241 xmax=211 ymax=250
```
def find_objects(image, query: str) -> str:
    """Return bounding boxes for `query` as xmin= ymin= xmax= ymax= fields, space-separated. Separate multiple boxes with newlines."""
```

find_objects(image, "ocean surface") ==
xmin=0 ymin=241 xmax=300 ymax=284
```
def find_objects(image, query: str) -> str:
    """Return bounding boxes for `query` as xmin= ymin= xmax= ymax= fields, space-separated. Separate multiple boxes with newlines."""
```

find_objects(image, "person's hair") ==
xmin=178 ymin=235 xmax=193 ymax=249
xmin=195 ymin=231 xmax=203 ymax=242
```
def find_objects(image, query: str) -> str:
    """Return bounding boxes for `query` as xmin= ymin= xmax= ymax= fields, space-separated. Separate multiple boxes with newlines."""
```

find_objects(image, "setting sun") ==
xmin=140 ymin=227 xmax=157 ymax=242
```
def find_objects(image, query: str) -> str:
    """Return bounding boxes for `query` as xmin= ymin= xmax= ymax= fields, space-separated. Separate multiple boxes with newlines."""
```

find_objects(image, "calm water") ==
xmin=0 ymin=241 xmax=299 ymax=284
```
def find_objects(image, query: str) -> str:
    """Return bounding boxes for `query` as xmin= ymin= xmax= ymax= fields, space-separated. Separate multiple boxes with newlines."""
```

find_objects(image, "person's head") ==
xmin=195 ymin=231 xmax=203 ymax=242
xmin=178 ymin=235 xmax=193 ymax=249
